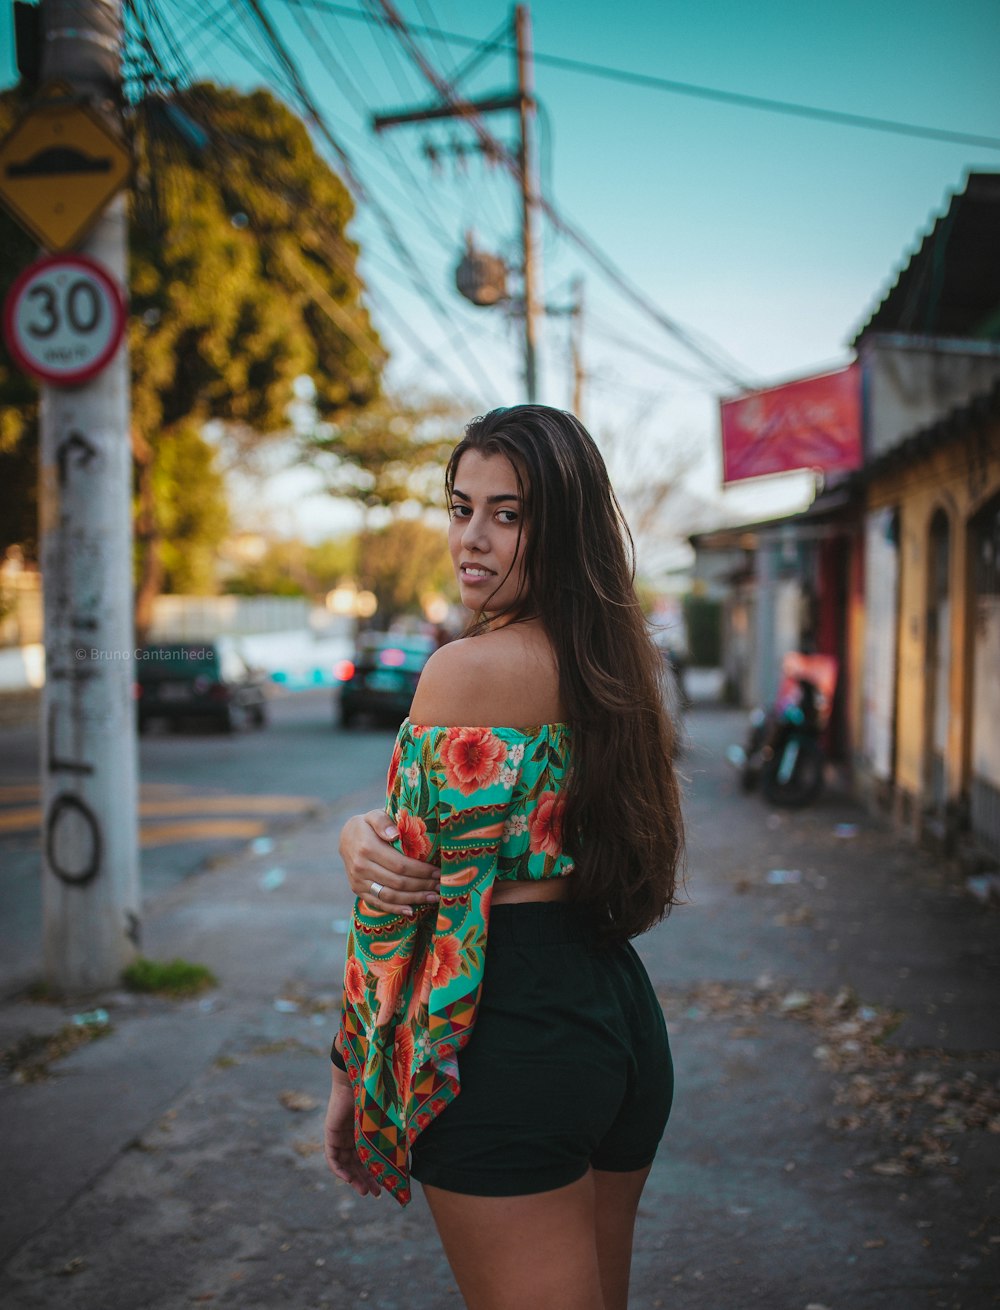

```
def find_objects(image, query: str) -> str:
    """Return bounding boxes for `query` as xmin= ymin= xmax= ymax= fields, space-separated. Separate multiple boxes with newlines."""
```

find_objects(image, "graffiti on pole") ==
xmin=44 ymin=424 xmax=105 ymax=889
xmin=45 ymin=791 xmax=102 ymax=886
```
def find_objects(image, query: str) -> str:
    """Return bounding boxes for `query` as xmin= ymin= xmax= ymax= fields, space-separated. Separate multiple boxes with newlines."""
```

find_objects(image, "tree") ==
xmin=302 ymin=391 xmax=461 ymax=613
xmin=223 ymin=536 xmax=358 ymax=598
xmin=304 ymin=392 xmax=459 ymax=515
xmin=0 ymin=95 xmax=41 ymax=563
xmin=0 ymin=83 xmax=384 ymax=633
xmin=153 ymin=426 xmax=230 ymax=595
xmin=363 ymin=518 xmax=456 ymax=625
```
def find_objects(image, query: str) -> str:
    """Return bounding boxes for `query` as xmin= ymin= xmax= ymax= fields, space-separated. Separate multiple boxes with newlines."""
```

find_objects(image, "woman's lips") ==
xmin=460 ymin=565 xmax=496 ymax=583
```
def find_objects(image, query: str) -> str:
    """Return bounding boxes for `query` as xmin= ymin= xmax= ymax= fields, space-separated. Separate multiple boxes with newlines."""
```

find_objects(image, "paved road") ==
xmin=0 ymin=689 xmax=398 ymax=992
xmin=1 ymin=704 xmax=997 ymax=1309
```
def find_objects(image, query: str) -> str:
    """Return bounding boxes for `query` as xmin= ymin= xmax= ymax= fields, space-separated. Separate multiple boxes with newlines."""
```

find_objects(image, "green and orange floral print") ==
xmin=338 ymin=718 xmax=574 ymax=1205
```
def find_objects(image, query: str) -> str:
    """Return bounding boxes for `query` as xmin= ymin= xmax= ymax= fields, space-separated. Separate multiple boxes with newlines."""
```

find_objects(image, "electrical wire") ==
xmin=366 ymin=0 xmax=756 ymax=389
xmin=127 ymin=2 xmax=467 ymax=389
xmin=281 ymin=0 xmax=521 ymax=397
xmin=284 ymin=3 xmax=466 ymax=256
xmin=125 ymin=0 xmax=500 ymax=403
xmin=586 ymin=317 xmax=726 ymax=387
xmin=236 ymin=0 xmax=501 ymax=400
xmin=278 ymin=0 xmax=1000 ymax=153
xmin=158 ymin=7 xmax=466 ymax=292
xmin=412 ymin=0 xmax=458 ymax=80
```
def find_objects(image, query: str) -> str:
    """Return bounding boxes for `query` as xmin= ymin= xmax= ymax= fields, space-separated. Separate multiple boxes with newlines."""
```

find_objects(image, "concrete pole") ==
xmin=754 ymin=539 xmax=778 ymax=711
xmin=39 ymin=0 xmax=140 ymax=993
xmin=515 ymin=4 xmax=540 ymax=404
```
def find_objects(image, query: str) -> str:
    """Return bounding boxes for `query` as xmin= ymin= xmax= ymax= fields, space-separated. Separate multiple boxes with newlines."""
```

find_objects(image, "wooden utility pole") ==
xmin=514 ymin=4 xmax=539 ymax=403
xmin=372 ymin=4 xmax=541 ymax=402
xmin=38 ymin=0 xmax=140 ymax=992
xmin=570 ymin=276 xmax=585 ymax=419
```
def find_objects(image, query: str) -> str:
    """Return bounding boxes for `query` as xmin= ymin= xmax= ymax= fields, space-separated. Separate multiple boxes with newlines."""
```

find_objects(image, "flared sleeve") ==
xmin=337 ymin=720 xmax=527 ymax=1205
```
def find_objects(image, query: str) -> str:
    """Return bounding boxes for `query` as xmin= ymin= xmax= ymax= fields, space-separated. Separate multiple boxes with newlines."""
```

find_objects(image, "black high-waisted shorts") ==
xmin=409 ymin=900 xmax=673 ymax=1196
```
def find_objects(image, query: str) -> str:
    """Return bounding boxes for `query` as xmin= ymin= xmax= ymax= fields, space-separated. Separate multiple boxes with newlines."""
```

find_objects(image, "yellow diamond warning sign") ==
xmin=0 ymin=84 xmax=131 ymax=252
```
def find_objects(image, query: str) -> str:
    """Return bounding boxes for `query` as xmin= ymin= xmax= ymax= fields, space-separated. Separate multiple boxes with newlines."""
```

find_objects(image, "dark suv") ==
xmin=136 ymin=639 xmax=268 ymax=734
xmin=335 ymin=632 xmax=436 ymax=728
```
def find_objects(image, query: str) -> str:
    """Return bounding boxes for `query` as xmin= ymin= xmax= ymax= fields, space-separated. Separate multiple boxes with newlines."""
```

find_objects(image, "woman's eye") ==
xmin=497 ymin=510 xmax=519 ymax=525
xmin=449 ymin=504 xmax=471 ymax=519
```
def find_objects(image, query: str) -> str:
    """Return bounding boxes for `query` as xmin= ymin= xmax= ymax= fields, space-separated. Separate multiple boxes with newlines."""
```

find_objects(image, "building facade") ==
xmin=856 ymin=388 xmax=1000 ymax=859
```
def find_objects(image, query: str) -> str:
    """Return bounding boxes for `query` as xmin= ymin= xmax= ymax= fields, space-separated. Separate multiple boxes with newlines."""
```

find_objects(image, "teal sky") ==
xmin=3 ymin=0 xmax=998 ymax=545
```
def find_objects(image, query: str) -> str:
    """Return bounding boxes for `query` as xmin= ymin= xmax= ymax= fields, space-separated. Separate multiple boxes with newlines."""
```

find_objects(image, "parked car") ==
xmin=335 ymin=632 xmax=436 ymax=728
xmin=135 ymin=639 xmax=268 ymax=734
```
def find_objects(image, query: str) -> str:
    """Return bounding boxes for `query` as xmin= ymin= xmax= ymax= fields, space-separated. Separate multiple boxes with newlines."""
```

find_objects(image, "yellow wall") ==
xmin=866 ymin=420 xmax=1000 ymax=809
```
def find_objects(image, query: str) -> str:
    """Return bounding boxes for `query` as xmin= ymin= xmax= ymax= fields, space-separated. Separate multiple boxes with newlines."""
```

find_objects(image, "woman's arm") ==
xmin=339 ymin=810 xmax=440 ymax=915
xmin=324 ymin=1054 xmax=381 ymax=1198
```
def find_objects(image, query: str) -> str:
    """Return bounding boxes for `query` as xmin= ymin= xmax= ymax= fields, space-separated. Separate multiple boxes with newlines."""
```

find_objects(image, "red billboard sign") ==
xmin=720 ymin=364 xmax=861 ymax=484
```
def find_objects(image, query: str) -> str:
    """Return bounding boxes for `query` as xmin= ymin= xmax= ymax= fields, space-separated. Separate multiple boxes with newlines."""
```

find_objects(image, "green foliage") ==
xmin=303 ymin=393 xmax=462 ymax=621
xmin=305 ymin=393 xmax=460 ymax=513
xmin=224 ymin=535 xmax=358 ymax=598
xmin=153 ymin=426 xmax=230 ymax=593
xmin=0 ymin=82 xmax=384 ymax=588
xmin=122 ymin=956 xmax=218 ymax=996
xmin=306 ymin=537 xmax=359 ymax=593
xmin=363 ymin=517 xmax=457 ymax=623
xmin=0 ymin=89 xmax=42 ymax=558
xmin=130 ymin=83 xmax=383 ymax=436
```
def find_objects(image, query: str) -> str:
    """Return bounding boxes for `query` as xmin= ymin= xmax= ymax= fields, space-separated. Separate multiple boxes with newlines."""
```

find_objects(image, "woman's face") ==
xmin=448 ymin=449 xmax=528 ymax=616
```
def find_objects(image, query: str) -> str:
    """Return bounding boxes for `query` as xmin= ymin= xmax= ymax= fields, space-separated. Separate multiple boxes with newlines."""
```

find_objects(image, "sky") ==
xmin=3 ymin=0 xmax=999 ymax=568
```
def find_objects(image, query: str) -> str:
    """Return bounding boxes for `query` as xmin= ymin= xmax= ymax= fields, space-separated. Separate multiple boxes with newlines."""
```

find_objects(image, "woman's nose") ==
xmin=461 ymin=513 xmax=488 ymax=551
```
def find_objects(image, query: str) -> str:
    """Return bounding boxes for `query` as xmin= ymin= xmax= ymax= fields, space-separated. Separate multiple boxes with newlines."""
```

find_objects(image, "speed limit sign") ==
xmin=3 ymin=254 xmax=126 ymax=386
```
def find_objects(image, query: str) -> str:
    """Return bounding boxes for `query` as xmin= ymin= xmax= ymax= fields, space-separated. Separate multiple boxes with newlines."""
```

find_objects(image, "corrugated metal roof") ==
xmin=851 ymin=172 xmax=1000 ymax=346
xmin=689 ymin=485 xmax=860 ymax=550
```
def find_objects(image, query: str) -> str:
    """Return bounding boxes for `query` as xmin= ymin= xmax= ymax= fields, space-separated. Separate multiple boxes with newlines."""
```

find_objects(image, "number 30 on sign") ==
xmin=3 ymin=254 xmax=126 ymax=386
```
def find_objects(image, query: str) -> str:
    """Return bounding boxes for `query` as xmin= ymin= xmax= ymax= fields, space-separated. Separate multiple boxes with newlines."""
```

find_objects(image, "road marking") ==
xmin=138 ymin=796 xmax=316 ymax=816
xmin=0 ymin=784 xmax=40 ymax=803
xmin=140 ymin=819 xmax=267 ymax=845
xmin=0 ymin=787 xmax=319 ymax=843
xmin=0 ymin=806 xmax=37 ymax=834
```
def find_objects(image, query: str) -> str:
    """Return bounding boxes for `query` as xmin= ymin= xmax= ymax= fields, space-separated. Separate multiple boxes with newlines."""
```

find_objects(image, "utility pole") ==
xmin=38 ymin=0 xmax=140 ymax=992
xmin=372 ymin=3 xmax=542 ymax=402
xmin=570 ymin=276 xmax=585 ymax=419
xmin=514 ymin=4 xmax=539 ymax=403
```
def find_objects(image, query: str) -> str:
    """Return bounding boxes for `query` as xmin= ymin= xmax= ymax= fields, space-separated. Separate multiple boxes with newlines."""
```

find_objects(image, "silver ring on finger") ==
xmin=370 ymin=880 xmax=385 ymax=899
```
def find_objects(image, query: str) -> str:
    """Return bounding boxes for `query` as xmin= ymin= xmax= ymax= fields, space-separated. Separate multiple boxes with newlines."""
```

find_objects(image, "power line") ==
xmin=367 ymin=0 xmax=755 ymax=389
xmin=278 ymin=0 xmax=1000 ymax=153
xmin=284 ymin=3 xmax=468 ymax=256
xmin=279 ymin=0 xmax=519 ymax=392
xmin=126 ymin=0 xmax=486 ymax=400
xmin=586 ymin=315 xmax=725 ymax=386
xmin=235 ymin=0 xmax=500 ymax=400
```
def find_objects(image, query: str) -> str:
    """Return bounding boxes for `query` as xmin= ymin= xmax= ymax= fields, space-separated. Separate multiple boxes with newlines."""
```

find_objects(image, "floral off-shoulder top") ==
xmin=337 ymin=717 xmax=574 ymax=1205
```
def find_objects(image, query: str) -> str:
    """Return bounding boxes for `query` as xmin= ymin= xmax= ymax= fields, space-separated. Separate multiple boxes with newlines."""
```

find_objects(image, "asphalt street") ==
xmin=0 ymin=703 xmax=998 ymax=1309
xmin=0 ymin=689 xmax=398 ymax=993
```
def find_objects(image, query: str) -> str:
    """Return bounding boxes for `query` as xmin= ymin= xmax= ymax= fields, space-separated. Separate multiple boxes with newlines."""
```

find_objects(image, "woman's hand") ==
xmin=339 ymin=810 xmax=439 ymax=916
xmin=324 ymin=1063 xmax=381 ymax=1198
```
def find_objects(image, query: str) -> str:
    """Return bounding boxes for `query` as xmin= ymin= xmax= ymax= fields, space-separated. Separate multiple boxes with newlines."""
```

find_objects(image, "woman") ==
xmin=325 ymin=405 xmax=683 ymax=1310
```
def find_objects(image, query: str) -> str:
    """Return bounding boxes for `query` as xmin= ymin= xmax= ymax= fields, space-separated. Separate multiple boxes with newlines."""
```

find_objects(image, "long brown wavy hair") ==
xmin=446 ymin=405 xmax=684 ymax=942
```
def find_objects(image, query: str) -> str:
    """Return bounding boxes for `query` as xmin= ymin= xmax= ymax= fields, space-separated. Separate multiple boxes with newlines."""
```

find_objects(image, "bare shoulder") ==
xmin=409 ymin=624 xmax=563 ymax=727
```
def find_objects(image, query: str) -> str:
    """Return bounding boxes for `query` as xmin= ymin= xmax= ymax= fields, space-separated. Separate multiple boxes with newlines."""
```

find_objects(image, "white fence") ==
xmin=149 ymin=594 xmax=315 ymax=639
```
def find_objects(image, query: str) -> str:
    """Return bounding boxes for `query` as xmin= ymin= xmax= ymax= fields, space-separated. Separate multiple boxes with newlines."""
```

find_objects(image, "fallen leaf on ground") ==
xmin=293 ymin=1138 xmax=323 ymax=1156
xmin=872 ymin=1159 xmax=912 ymax=1176
xmin=278 ymin=1089 xmax=319 ymax=1113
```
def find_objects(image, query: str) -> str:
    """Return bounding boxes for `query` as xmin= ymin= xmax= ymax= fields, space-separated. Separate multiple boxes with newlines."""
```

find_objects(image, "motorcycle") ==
xmin=727 ymin=652 xmax=837 ymax=808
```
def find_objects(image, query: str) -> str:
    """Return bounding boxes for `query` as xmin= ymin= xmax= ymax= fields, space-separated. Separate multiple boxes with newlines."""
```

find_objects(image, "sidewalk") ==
xmin=1 ymin=707 xmax=998 ymax=1309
